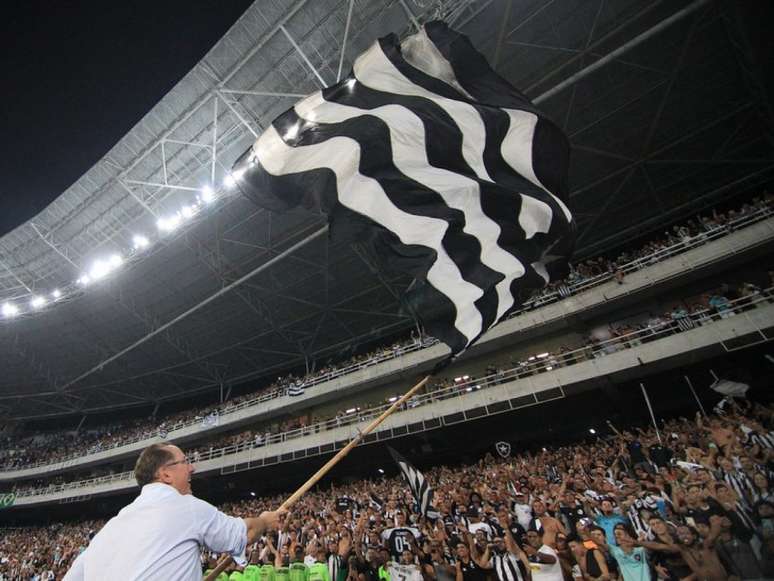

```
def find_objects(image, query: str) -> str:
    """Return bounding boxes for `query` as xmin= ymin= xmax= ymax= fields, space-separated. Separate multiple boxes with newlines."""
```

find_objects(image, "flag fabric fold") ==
xmin=234 ymin=20 xmax=575 ymax=357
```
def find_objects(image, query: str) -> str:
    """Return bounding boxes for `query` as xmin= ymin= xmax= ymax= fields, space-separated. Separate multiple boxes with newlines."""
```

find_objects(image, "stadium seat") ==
xmin=288 ymin=561 xmax=309 ymax=581
xmin=260 ymin=563 xmax=277 ymax=581
xmin=307 ymin=562 xmax=330 ymax=581
xmin=243 ymin=564 xmax=261 ymax=581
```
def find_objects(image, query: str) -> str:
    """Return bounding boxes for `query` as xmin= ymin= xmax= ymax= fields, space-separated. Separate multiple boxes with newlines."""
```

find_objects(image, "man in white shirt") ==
xmin=523 ymin=529 xmax=563 ymax=581
xmin=63 ymin=443 xmax=285 ymax=581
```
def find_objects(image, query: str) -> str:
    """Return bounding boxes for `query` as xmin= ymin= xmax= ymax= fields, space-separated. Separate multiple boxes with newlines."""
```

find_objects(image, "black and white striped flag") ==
xmin=234 ymin=21 xmax=575 ymax=356
xmin=287 ymin=382 xmax=305 ymax=397
xmin=388 ymin=446 xmax=433 ymax=517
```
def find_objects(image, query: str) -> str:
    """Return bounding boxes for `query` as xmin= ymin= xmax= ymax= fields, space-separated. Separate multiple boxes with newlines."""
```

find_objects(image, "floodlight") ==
xmin=157 ymin=215 xmax=181 ymax=232
xmin=224 ymin=168 xmax=246 ymax=189
xmin=30 ymin=296 xmax=47 ymax=309
xmin=377 ymin=468 xmax=385 ymax=474
xmin=181 ymin=205 xmax=195 ymax=219
xmin=108 ymin=254 xmax=123 ymax=268
xmin=132 ymin=235 xmax=149 ymax=250
xmin=89 ymin=259 xmax=110 ymax=280
xmin=78 ymin=275 xmax=91 ymax=286
xmin=388 ymin=396 xmax=398 ymax=403
xmin=2 ymin=303 xmax=19 ymax=317
xmin=51 ymin=289 xmax=62 ymax=299
xmin=589 ymin=428 xmax=596 ymax=435
xmin=201 ymin=186 xmax=215 ymax=203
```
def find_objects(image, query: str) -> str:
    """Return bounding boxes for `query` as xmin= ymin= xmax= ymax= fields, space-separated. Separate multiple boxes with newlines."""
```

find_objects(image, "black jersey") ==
xmin=382 ymin=527 xmax=421 ymax=558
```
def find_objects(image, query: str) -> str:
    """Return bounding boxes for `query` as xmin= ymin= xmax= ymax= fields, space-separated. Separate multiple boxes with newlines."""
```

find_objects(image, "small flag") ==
xmin=369 ymin=492 xmax=384 ymax=511
xmin=495 ymin=441 xmax=511 ymax=458
xmin=288 ymin=382 xmax=306 ymax=397
xmin=710 ymin=378 xmax=749 ymax=397
xmin=202 ymin=411 xmax=220 ymax=428
xmin=507 ymin=480 xmax=519 ymax=497
xmin=388 ymin=446 xmax=433 ymax=517
xmin=674 ymin=316 xmax=695 ymax=332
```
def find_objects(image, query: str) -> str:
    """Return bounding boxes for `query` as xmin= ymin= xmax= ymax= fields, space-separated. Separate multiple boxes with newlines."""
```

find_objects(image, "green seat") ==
xmin=288 ymin=562 xmax=308 ymax=581
xmin=244 ymin=564 xmax=261 ymax=581
xmin=260 ymin=564 xmax=277 ymax=581
xmin=275 ymin=566 xmax=290 ymax=581
xmin=307 ymin=563 xmax=330 ymax=581
xmin=230 ymin=572 xmax=246 ymax=581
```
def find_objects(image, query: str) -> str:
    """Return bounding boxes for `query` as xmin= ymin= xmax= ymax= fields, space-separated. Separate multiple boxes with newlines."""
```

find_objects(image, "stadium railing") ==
xmin=10 ymin=285 xmax=773 ymax=500
xmin=2 ymin=205 xmax=772 ymax=473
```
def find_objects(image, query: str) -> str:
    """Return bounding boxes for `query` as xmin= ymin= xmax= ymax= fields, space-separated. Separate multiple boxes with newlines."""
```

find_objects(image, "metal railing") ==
xmin=3 ymin=205 xmax=772 ymax=472
xmin=12 ymin=286 xmax=773 ymax=499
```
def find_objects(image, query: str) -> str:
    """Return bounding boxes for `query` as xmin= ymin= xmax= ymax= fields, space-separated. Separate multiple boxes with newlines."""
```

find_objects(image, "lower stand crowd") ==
xmin=2 ymin=401 xmax=772 ymax=581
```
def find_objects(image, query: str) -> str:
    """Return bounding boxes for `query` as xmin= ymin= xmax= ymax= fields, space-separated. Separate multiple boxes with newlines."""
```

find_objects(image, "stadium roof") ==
xmin=1 ymin=0 xmax=772 ymax=419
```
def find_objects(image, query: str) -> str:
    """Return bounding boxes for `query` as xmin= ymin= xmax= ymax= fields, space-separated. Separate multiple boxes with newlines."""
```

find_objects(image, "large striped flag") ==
xmin=234 ymin=21 xmax=575 ymax=357
xmin=388 ymin=446 xmax=433 ymax=517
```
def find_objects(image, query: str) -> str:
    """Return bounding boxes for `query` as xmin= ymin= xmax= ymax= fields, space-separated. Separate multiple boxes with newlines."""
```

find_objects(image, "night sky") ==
xmin=0 ymin=0 xmax=254 ymax=236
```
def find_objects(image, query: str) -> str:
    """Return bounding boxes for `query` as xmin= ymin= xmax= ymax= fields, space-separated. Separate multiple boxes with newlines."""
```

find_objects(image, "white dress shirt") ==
xmin=63 ymin=483 xmax=247 ymax=581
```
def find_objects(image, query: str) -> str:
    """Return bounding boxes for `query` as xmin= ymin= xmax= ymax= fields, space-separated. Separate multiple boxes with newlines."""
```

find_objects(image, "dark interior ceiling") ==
xmin=1 ymin=0 xmax=773 ymax=420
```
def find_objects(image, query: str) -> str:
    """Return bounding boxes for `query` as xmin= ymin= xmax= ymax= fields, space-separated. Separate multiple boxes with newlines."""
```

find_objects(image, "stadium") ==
xmin=1 ymin=0 xmax=773 ymax=579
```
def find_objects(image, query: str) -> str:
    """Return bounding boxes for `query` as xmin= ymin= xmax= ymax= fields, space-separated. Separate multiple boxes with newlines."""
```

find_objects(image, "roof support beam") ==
xmin=336 ymin=0 xmax=355 ymax=82
xmin=57 ymin=225 xmax=329 ymax=392
xmin=280 ymin=25 xmax=328 ymax=87
xmin=534 ymin=0 xmax=710 ymax=104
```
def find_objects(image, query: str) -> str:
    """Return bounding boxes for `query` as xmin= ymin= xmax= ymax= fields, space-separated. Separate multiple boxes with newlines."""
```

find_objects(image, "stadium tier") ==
xmin=2 ymin=1 xmax=774 ymax=580
xmin=1 ymin=198 xmax=772 ymax=504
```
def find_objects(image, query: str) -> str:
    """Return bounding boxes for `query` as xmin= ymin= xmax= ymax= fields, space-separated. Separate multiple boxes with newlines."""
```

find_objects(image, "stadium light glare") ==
xmin=589 ymin=428 xmax=596 ymax=435
xmin=51 ymin=289 xmax=62 ymax=299
xmin=224 ymin=168 xmax=246 ymax=189
xmin=89 ymin=259 xmax=110 ymax=280
xmin=201 ymin=186 xmax=215 ymax=203
xmin=2 ymin=303 xmax=19 ymax=318
xmin=78 ymin=275 xmax=91 ymax=286
xmin=157 ymin=214 xmax=181 ymax=232
xmin=377 ymin=468 xmax=385 ymax=474
xmin=181 ymin=205 xmax=195 ymax=219
xmin=346 ymin=78 xmax=356 ymax=90
xmin=132 ymin=235 xmax=149 ymax=250
xmin=108 ymin=254 xmax=123 ymax=268
xmin=30 ymin=296 xmax=47 ymax=309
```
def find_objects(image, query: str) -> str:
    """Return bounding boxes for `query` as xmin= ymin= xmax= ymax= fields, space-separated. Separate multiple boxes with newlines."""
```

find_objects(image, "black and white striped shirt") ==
xmin=722 ymin=469 xmax=756 ymax=508
xmin=490 ymin=552 xmax=524 ymax=581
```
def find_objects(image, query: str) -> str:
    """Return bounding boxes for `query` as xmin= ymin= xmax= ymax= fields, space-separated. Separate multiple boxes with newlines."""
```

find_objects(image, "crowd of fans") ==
xmin=2 ymin=400 xmax=773 ymax=580
xmin=4 ymin=271 xmax=773 ymax=497
xmin=1 ymin=194 xmax=771 ymax=473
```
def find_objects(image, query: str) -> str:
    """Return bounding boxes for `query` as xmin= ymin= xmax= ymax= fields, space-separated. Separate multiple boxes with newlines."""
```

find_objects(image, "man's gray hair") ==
xmin=134 ymin=443 xmax=174 ymax=487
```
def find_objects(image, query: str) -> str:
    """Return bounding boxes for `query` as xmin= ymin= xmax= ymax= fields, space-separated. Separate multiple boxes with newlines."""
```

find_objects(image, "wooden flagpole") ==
xmin=204 ymin=372 xmax=433 ymax=581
